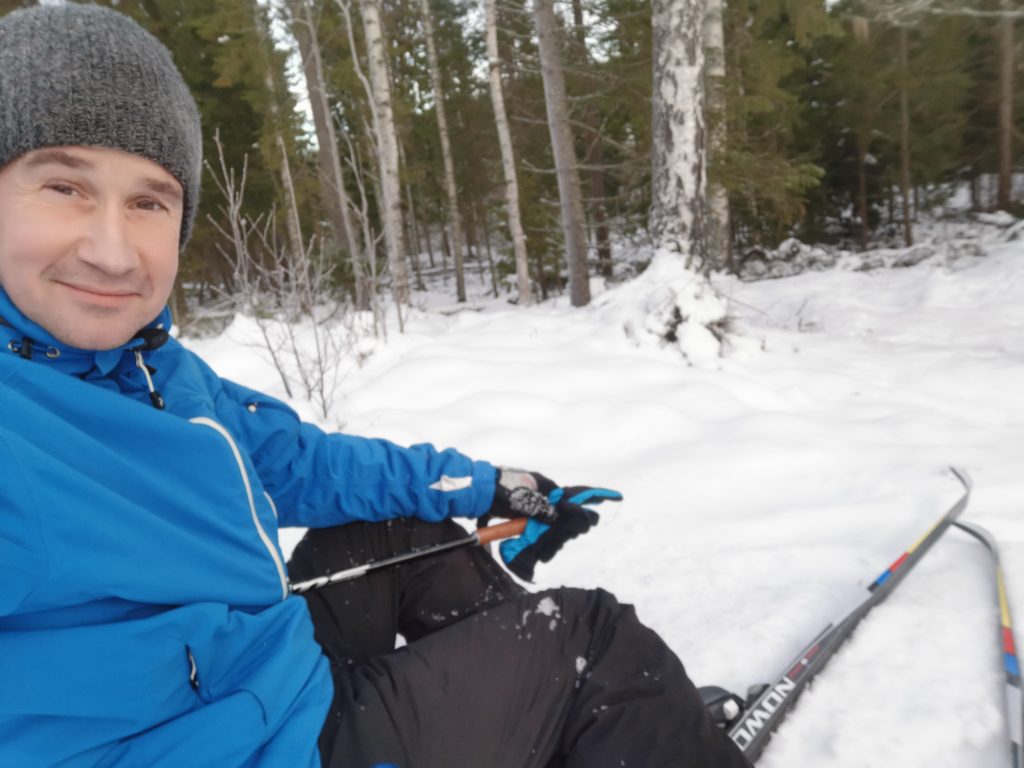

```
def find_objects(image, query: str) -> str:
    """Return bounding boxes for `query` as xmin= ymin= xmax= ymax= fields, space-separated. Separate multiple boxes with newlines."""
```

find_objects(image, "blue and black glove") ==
xmin=487 ymin=468 xmax=623 ymax=582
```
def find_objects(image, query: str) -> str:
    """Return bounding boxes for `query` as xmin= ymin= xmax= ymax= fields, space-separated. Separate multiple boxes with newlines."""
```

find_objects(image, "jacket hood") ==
xmin=0 ymin=287 xmax=172 ymax=377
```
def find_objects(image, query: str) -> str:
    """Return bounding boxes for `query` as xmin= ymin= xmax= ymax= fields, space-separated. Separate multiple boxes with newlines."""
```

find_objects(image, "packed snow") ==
xmin=188 ymin=217 xmax=1024 ymax=767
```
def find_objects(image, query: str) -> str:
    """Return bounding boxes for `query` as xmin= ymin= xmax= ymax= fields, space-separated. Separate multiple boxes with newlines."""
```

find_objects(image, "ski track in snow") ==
xmin=189 ymin=231 xmax=1024 ymax=767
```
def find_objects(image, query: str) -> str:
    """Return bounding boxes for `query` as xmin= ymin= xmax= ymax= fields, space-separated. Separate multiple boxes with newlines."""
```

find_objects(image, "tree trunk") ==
xmin=651 ymin=0 xmax=708 ymax=268
xmin=534 ymin=0 xmax=590 ymax=307
xmin=463 ymin=201 xmax=486 ymax=282
xmin=404 ymin=181 xmax=426 ymax=290
xmin=425 ymin=224 xmax=436 ymax=268
xmin=484 ymin=0 xmax=531 ymax=304
xmin=441 ymin=223 xmax=452 ymax=272
xmin=359 ymin=0 xmax=410 ymax=304
xmin=253 ymin=5 xmax=305 ymax=262
xmin=569 ymin=8 xmax=612 ymax=280
xmin=477 ymin=200 xmax=500 ymax=297
xmin=586 ymin=135 xmax=613 ymax=278
xmin=275 ymin=134 xmax=305 ymax=265
xmin=857 ymin=139 xmax=869 ymax=250
xmin=420 ymin=0 xmax=466 ymax=302
xmin=899 ymin=25 xmax=913 ymax=246
xmin=571 ymin=0 xmax=586 ymax=48
xmin=998 ymin=0 xmax=1014 ymax=210
xmin=288 ymin=0 xmax=369 ymax=308
xmin=704 ymin=0 xmax=730 ymax=269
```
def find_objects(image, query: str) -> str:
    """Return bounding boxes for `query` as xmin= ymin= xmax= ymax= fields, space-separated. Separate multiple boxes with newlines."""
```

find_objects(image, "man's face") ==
xmin=0 ymin=145 xmax=183 ymax=350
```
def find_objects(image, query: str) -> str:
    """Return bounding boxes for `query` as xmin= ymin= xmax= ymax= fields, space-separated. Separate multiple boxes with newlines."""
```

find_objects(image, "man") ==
xmin=0 ymin=4 xmax=750 ymax=767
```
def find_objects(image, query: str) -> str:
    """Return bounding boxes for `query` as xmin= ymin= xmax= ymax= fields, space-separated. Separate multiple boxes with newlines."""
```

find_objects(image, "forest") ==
xmin=3 ymin=0 xmax=1018 ymax=324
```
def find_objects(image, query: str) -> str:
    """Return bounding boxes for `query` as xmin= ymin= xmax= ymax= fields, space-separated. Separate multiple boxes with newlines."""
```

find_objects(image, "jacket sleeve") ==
xmin=208 ymin=372 xmax=498 ymax=529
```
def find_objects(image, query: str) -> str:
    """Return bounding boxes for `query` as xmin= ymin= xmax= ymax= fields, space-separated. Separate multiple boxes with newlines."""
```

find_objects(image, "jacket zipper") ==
xmin=190 ymin=417 xmax=289 ymax=600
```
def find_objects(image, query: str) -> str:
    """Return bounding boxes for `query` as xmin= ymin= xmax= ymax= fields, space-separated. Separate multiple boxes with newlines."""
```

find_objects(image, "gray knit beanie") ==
xmin=0 ymin=3 xmax=203 ymax=248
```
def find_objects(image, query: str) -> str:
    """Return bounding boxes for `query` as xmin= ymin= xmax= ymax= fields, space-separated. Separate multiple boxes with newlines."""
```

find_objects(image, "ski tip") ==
xmin=954 ymin=519 xmax=990 ymax=538
xmin=949 ymin=466 xmax=972 ymax=492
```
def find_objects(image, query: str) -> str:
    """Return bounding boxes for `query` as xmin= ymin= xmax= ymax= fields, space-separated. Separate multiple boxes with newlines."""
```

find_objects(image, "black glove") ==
xmin=488 ymin=468 xmax=623 ymax=581
xmin=488 ymin=468 xmax=560 ymax=523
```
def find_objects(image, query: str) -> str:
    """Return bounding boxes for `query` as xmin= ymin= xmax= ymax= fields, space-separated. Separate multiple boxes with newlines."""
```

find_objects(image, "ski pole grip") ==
xmin=477 ymin=518 xmax=528 ymax=546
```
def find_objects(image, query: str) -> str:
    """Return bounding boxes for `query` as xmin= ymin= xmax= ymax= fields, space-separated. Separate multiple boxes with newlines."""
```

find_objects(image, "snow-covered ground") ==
xmin=189 ymin=222 xmax=1024 ymax=767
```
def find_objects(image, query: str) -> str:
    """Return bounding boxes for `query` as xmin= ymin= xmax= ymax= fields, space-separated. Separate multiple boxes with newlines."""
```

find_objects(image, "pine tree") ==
xmin=91 ymin=0 xmax=313 ymax=309
xmin=716 ymin=0 xmax=835 ymax=250
xmin=534 ymin=0 xmax=591 ymax=306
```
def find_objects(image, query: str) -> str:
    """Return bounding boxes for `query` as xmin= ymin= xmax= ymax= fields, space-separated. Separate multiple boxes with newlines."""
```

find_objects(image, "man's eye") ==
xmin=137 ymin=199 xmax=167 ymax=212
xmin=45 ymin=183 xmax=77 ymax=196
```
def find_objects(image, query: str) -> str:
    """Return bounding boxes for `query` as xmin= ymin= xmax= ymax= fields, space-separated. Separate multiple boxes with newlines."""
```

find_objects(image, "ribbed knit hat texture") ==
xmin=0 ymin=3 xmax=203 ymax=248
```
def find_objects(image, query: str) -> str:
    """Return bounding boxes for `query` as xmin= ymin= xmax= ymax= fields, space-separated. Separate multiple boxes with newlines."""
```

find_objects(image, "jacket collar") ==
xmin=0 ymin=287 xmax=172 ymax=377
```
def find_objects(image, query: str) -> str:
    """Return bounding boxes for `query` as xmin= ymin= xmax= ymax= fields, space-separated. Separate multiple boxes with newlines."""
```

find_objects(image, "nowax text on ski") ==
xmin=713 ymin=468 xmax=971 ymax=763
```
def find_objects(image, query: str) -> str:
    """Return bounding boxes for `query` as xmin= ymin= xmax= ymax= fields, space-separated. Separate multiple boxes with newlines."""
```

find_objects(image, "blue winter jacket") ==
xmin=0 ymin=288 xmax=498 ymax=767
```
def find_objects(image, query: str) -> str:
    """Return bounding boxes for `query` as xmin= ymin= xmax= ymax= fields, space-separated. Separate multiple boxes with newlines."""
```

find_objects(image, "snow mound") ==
xmin=976 ymin=210 xmax=1016 ymax=227
xmin=593 ymin=249 xmax=730 ymax=366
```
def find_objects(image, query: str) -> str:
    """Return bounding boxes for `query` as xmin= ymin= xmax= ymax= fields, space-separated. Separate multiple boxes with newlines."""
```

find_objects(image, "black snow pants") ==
xmin=287 ymin=518 xmax=751 ymax=768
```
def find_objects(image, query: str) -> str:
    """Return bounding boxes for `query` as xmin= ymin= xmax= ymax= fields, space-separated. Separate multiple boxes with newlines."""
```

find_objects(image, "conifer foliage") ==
xmin=3 ymin=0 xmax=1015 ymax=315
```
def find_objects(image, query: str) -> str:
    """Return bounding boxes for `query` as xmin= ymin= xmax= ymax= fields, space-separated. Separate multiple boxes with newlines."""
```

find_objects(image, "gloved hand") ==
xmin=487 ymin=469 xmax=623 ymax=581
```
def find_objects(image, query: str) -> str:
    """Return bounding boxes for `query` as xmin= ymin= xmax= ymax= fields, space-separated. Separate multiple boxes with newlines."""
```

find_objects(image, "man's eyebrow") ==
xmin=25 ymin=148 xmax=183 ymax=204
xmin=141 ymin=178 xmax=184 ymax=204
xmin=23 ymin=148 xmax=94 ymax=170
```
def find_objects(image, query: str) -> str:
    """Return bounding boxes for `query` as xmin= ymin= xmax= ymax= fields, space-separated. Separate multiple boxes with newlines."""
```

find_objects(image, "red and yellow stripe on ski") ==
xmin=996 ymin=563 xmax=1021 ymax=680
xmin=868 ymin=518 xmax=943 ymax=591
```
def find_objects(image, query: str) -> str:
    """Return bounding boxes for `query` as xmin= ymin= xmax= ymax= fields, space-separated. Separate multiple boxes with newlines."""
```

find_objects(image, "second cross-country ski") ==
xmin=705 ymin=467 xmax=971 ymax=763
xmin=955 ymin=521 xmax=1024 ymax=768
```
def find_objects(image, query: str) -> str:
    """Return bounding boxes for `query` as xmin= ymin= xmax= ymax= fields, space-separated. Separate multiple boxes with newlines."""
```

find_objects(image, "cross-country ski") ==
xmin=955 ymin=521 xmax=1024 ymax=768
xmin=708 ymin=468 xmax=971 ymax=761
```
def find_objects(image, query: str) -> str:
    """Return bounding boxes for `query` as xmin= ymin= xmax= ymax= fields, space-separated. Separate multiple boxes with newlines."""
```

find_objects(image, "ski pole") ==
xmin=288 ymin=518 xmax=528 ymax=594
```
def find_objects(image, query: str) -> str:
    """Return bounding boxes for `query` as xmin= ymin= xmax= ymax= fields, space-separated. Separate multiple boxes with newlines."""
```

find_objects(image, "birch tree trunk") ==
xmin=275 ymin=133 xmax=306 ymax=264
xmin=420 ymin=0 xmax=466 ymax=302
xmin=651 ymin=0 xmax=708 ymax=269
xmin=534 ymin=0 xmax=591 ymax=307
xmin=359 ymin=0 xmax=410 ymax=304
xmin=703 ymin=0 xmax=731 ymax=269
xmin=998 ymin=0 xmax=1014 ymax=210
xmin=288 ymin=0 xmax=369 ymax=308
xmin=484 ymin=0 xmax=531 ymax=304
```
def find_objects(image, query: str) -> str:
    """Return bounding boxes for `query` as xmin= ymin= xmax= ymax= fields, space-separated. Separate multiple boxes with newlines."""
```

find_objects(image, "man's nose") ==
xmin=76 ymin=201 xmax=141 ymax=276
